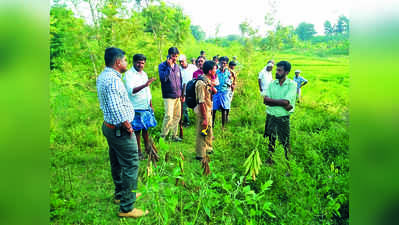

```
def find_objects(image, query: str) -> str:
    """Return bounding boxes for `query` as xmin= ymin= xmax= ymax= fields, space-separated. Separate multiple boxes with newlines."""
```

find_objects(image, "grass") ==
xmin=50 ymin=51 xmax=349 ymax=224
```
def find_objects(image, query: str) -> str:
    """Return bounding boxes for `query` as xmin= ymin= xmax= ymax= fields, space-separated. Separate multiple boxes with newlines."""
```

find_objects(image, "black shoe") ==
xmin=195 ymin=156 xmax=203 ymax=161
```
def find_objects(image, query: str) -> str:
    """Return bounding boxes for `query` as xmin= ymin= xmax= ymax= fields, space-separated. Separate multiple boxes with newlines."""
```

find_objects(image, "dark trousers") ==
xmin=264 ymin=114 xmax=291 ymax=159
xmin=102 ymin=123 xmax=139 ymax=213
xmin=182 ymin=102 xmax=190 ymax=124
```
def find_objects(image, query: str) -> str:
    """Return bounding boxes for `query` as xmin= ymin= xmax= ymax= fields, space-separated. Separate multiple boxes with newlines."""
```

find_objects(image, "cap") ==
xmin=178 ymin=54 xmax=186 ymax=61
xmin=295 ymin=70 xmax=301 ymax=73
xmin=267 ymin=63 xmax=273 ymax=67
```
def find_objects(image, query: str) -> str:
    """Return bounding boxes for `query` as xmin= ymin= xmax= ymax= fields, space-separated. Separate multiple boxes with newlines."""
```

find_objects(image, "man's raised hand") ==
xmin=146 ymin=78 xmax=156 ymax=86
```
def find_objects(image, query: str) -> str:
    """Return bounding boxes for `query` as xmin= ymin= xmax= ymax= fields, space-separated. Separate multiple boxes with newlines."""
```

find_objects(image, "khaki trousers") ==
xmin=161 ymin=98 xmax=181 ymax=137
xmin=195 ymin=112 xmax=213 ymax=158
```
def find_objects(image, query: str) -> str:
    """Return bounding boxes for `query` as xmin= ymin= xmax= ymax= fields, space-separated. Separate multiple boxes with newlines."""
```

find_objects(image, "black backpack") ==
xmin=185 ymin=76 xmax=206 ymax=109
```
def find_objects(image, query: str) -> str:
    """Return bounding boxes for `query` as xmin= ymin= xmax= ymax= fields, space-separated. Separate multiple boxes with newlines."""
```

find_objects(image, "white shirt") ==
xmin=181 ymin=64 xmax=197 ymax=86
xmin=123 ymin=67 xmax=152 ymax=110
xmin=258 ymin=66 xmax=273 ymax=96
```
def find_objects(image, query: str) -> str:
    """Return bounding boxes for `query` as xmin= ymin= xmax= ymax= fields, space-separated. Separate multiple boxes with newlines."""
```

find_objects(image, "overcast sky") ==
xmin=165 ymin=0 xmax=350 ymax=37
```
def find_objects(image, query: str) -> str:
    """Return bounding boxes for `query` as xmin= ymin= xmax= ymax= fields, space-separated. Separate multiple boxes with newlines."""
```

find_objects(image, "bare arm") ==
xmin=263 ymin=96 xmax=289 ymax=106
xmin=132 ymin=78 xmax=156 ymax=94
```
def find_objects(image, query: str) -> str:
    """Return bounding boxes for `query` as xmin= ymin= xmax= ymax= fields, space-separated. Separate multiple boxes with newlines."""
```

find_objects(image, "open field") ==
xmin=50 ymin=52 xmax=349 ymax=224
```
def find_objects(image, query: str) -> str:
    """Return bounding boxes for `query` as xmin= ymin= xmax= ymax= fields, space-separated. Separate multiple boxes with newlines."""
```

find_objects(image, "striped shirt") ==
xmin=96 ymin=67 xmax=135 ymax=125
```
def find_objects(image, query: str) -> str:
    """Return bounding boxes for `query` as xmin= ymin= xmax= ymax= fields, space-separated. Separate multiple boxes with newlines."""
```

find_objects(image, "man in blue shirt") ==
xmin=212 ymin=56 xmax=232 ymax=129
xmin=293 ymin=70 xmax=308 ymax=103
xmin=96 ymin=47 xmax=148 ymax=218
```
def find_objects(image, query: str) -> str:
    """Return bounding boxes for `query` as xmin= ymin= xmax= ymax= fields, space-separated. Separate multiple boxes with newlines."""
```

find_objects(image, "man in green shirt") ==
xmin=263 ymin=61 xmax=297 ymax=163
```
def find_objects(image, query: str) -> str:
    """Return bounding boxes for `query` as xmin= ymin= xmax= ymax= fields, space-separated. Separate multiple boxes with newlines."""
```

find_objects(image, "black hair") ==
xmin=197 ymin=55 xmax=206 ymax=61
xmin=276 ymin=61 xmax=291 ymax=72
xmin=133 ymin=54 xmax=146 ymax=62
xmin=200 ymin=50 xmax=205 ymax=55
xmin=104 ymin=47 xmax=125 ymax=67
xmin=219 ymin=56 xmax=229 ymax=63
xmin=203 ymin=60 xmax=216 ymax=75
xmin=168 ymin=47 xmax=180 ymax=56
xmin=229 ymin=61 xmax=237 ymax=67
xmin=212 ymin=56 xmax=218 ymax=61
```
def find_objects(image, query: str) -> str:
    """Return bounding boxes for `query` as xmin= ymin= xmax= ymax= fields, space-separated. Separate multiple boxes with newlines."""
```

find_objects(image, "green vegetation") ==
xmin=50 ymin=1 xmax=349 ymax=224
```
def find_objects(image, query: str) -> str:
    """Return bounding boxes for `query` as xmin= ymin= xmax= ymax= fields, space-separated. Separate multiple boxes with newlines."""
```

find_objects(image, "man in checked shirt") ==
xmin=96 ymin=47 xmax=148 ymax=218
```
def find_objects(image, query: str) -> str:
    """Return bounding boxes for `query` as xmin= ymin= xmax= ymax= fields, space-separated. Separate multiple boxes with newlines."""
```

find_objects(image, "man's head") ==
xmin=191 ymin=58 xmax=195 ymax=64
xmin=219 ymin=56 xmax=229 ymax=70
xmin=178 ymin=54 xmax=188 ymax=68
xmin=197 ymin=56 xmax=206 ymax=69
xmin=275 ymin=61 xmax=291 ymax=80
xmin=266 ymin=62 xmax=273 ymax=72
xmin=104 ymin=47 xmax=128 ymax=73
xmin=132 ymin=54 xmax=146 ymax=72
xmin=267 ymin=59 xmax=275 ymax=65
xmin=295 ymin=69 xmax=301 ymax=76
xmin=203 ymin=60 xmax=217 ymax=77
xmin=168 ymin=47 xmax=179 ymax=64
xmin=229 ymin=61 xmax=237 ymax=70
xmin=200 ymin=50 xmax=205 ymax=56
xmin=212 ymin=56 xmax=219 ymax=63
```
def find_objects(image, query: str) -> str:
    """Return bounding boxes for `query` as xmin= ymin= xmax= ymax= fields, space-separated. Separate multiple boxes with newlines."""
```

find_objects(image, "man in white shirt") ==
xmin=179 ymin=54 xmax=197 ymax=127
xmin=258 ymin=62 xmax=274 ymax=96
xmin=124 ymin=54 xmax=156 ymax=160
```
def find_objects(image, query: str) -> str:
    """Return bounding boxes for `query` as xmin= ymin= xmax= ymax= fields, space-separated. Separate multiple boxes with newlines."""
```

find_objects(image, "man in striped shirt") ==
xmin=96 ymin=47 xmax=148 ymax=218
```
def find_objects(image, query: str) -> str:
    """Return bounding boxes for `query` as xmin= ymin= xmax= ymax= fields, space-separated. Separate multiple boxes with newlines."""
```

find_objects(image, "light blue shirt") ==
xmin=266 ymin=79 xmax=297 ymax=117
xmin=215 ymin=68 xmax=232 ymax=93
xmin=293 ymin=75 xmax=307 ymax=90
xmin=96 ymin=67 xmax=135 ymax=125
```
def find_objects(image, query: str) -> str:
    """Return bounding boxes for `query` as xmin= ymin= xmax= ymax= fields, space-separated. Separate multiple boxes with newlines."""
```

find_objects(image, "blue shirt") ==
xmin=293 ymin=75 xmax=307 ymax=90
xmin=215 ymin=68 xmax=232 ymax=93
xmin=96 ymin=67 xmax=135 ymax=125
xmin=158 ymin=61 xmax=182 ymax=98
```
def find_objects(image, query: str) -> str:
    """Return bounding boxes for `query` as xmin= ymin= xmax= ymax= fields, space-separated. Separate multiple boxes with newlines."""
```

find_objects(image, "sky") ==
xmin=165 ymin=0 xmax=350 ymax=38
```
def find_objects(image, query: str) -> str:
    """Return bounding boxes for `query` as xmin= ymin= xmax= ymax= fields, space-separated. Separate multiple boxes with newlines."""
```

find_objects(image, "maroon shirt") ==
xmin=193 ymin=69 xmax=203 ymax=79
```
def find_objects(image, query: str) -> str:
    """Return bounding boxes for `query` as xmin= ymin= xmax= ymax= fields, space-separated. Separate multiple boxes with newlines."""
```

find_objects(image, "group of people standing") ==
xmin=155 ymin=48 xmax=239 ymax=162
xmin=96 ymin=46 xmax=239 ymax=218
xmin=96 ymin=46 xmax=309 ymax=218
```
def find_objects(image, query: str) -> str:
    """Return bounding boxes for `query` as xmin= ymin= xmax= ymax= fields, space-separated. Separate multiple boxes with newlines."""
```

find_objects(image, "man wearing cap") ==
xmin=258 ymin=61 xmax=274 ymax=96
xmin=179 ymin=54 xmax=197 ymax=127
xmin=293 ymin=70 xmax=308 ymax=103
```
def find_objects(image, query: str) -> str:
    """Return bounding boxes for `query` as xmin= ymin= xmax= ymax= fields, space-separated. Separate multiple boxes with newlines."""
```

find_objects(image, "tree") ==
xmin=295 ymin=22 xmax=316 ymax=41
xmin=324 ymin=20 xmax=334 ymax=36
xmin=50 ymin=6 xmax=90 ymax=70
xmin=190 ymin=25 xmax=205 ymax=41
xmin=142 ymin=2 xmax=191 ymax=60
xmin=335 ymin=15 xmax=349 ymax=35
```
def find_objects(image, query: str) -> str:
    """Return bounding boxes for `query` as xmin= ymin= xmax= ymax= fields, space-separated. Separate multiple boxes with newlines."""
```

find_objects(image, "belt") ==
xmin=104 ymin=121 xmax=116 ymax=129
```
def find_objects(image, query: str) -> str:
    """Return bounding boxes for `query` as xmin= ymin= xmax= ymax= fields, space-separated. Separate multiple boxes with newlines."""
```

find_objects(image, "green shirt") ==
xmin=266 ymin=78 xmax=297 ymax=117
